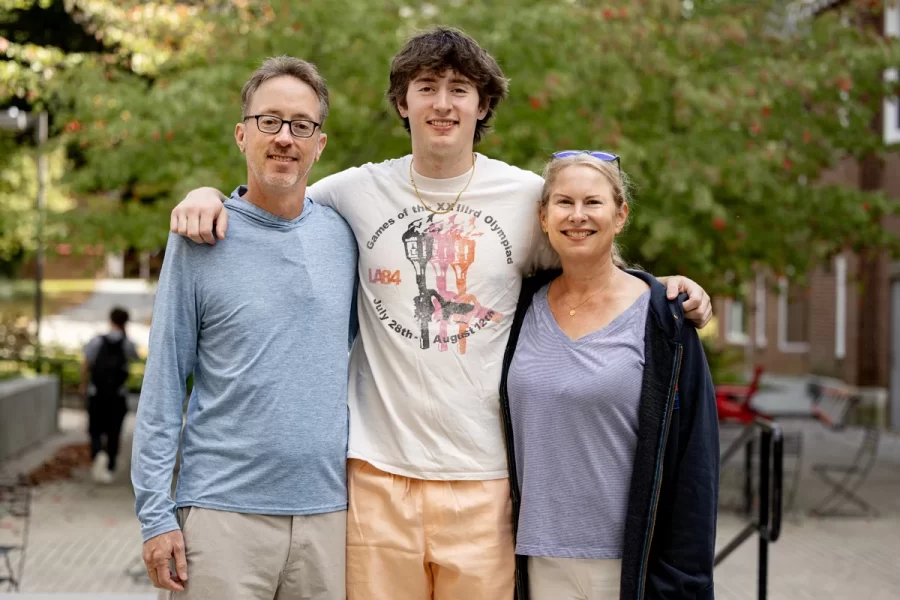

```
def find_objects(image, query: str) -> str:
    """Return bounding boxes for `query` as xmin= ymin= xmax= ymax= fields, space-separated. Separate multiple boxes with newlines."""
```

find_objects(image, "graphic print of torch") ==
xmin=451 ymin=234 xmax=476 ymax=353
xmin=402 ymin=220 xmax=436 ymax=349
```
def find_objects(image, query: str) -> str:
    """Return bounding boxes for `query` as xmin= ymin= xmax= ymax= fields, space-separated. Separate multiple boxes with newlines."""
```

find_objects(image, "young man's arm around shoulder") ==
xmin=170 ymin=167 xmax=364 ymax=244
xmin=307 ymin=166 xmax=365 ymax=215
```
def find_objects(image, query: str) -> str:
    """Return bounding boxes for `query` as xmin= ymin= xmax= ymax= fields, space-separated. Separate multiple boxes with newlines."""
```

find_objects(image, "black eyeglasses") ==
xmin=243 ymin=114 xmax=321 ymax=138
xmin=552 ymin=150 xmax=621 ymax=176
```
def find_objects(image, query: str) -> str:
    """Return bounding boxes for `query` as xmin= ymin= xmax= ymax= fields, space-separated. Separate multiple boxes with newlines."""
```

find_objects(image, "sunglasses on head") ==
xmin=552 ymin=150 xmax=621 ymax=176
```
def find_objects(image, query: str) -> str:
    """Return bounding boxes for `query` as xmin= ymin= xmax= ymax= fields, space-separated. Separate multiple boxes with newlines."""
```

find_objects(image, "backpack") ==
xmin=90 ymin=335 xmax=129 ymax=397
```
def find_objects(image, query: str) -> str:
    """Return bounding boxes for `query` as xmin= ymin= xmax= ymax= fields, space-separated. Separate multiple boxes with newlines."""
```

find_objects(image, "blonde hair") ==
xmin=540 ymin=154 xmax=632 ymax=269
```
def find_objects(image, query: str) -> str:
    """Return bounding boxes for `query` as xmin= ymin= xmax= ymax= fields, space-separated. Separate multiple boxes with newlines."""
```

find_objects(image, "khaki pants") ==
xmin=528 ymin=556 xmax=622 ymax=600
xmin=346 ymin=459 xmax=515 ymax=600
xmin=161 ymin=506 xmax=346 ymax=600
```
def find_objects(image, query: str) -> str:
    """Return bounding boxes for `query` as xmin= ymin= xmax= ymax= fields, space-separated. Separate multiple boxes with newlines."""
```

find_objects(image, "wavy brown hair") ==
xmin=387 ymin=27 xmax=509 ymax=144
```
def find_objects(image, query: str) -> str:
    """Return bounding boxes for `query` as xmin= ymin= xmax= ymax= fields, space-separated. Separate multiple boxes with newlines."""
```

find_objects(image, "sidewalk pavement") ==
xmin=715 ymin=515 xmax=900 ymax=600
xmin=37 ymin=279 xmax=156 ymax=353
xmin=0 ymin=410 xmax=153 ymax=594
xmin=2 ymin=408 xmax=900 ymax=597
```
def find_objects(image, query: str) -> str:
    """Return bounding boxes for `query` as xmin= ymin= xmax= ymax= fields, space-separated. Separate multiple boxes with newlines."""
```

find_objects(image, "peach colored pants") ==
xmin=346 ymin=459 xmax=515 ymax=600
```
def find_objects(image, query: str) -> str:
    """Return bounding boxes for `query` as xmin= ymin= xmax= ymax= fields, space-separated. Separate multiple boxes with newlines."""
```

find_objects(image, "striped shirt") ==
xmin=507 ymin=285 xmax=649 ymax=559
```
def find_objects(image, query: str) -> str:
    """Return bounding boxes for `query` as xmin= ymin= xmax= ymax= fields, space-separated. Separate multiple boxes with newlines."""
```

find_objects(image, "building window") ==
xmin=725 ymin=276 xmax=767 ymax=347
xmin=778 ymin=277 xmax=810 ymax=353
xmin=755 ymin=272 xmax=767 ymax=348
xmin=725 ymin=297 xmax=749 ymax=345
xmin=835 ymin=254 xmax=847 ymax=359
xmin=885 ymin=5 xmax=900 ymax=144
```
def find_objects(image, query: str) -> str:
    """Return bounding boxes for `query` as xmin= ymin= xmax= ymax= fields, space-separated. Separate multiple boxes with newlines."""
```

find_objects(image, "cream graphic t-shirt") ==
xmin=310 ymin=153 xmax=552 ymax=479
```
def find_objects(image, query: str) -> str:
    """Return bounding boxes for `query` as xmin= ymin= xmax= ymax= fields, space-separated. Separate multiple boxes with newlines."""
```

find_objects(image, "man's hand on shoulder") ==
xmin=171 ymin=187 xmax=228 ymax=245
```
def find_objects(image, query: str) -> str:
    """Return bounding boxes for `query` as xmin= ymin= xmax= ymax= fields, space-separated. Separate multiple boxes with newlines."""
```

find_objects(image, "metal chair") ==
xmin=780 ymin=431 xmax=804 ymax=516
xmin=719 ymin=424 xmax=804 ymax=517
xmin=0 ymin=475 xmax=31 ymax=591
xmin=808 ymin=383 xmax=880 ymax=518
xmin=716 ymin=365 xmax=768 ymax=425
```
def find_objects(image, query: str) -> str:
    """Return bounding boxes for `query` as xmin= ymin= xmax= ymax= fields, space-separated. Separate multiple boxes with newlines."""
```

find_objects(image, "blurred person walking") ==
xmin=81 ymin=306 xmax=139 ymax=484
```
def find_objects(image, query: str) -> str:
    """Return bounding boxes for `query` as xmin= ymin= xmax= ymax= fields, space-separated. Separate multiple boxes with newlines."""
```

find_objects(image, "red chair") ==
xmin=716 ymin=365 xmax=769 ymax=424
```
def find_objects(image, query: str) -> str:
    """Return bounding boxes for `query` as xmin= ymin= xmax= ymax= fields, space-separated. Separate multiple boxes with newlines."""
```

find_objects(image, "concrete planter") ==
xmin=0 ymin=375 xmax=59 ymax=462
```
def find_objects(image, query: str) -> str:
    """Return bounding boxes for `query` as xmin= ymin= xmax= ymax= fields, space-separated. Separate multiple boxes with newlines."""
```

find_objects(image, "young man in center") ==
xmin=171 ymin=28 xmax=713 ymax=600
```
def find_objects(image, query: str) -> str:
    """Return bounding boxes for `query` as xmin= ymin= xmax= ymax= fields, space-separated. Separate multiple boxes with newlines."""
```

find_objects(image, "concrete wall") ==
xmin=0 ymin=375 xmax=59 ymax=462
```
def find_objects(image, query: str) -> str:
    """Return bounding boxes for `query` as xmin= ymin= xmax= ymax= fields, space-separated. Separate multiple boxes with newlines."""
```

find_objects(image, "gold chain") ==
xmin=409 ymin=153 xmax=476 ymax=215
xmin=561 ymin=269 xmax=617 ymax=317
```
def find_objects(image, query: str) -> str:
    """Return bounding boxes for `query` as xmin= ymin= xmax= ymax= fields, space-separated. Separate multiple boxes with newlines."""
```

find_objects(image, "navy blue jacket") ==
xmin=499 ymin=269 xmax=719 ymax=600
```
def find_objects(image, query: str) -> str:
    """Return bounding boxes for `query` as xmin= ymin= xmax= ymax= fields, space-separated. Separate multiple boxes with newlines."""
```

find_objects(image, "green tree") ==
xmin=0 ymin=146 xmax=73 ymax=260
xmin=0 ymin=0 xmax=221 ymax=264
xmin=18 ymin=0 xmax=900 ymax=290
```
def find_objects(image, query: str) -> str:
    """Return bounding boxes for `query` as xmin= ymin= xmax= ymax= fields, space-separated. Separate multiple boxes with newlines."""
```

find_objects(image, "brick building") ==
xmin=714 ymin=3 xmax=900 ymax=429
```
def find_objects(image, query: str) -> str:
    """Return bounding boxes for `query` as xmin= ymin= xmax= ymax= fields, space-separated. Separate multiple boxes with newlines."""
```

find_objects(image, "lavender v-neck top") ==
xmin=507 ymin=284 xmax=650 ymax=559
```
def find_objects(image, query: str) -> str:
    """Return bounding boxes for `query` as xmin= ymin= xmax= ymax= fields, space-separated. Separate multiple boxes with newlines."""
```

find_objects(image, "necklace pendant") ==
xmin=569 ymin=309 xmax=577 ymax=317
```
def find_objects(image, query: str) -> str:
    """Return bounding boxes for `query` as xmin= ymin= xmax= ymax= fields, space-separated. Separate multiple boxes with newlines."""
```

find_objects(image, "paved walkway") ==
xmin=715 ymin=513 xmax=900 ymax=600
xmin=37 ymin=279 xmax=155 ymax=352
xmin=2 ymin=409 xmax=899 ymax=597
xmin=0 ymin=411 xmax=152 ymax=594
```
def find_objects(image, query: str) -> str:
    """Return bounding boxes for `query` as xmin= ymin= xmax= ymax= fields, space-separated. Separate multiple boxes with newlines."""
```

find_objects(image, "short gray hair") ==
xmin=240 ymin=56 xmax=329 ymax=125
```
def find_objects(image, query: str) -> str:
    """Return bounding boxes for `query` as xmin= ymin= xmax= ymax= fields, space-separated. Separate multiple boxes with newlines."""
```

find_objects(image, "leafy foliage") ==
xmin=3 ymin=0 xmax=900 ymax=291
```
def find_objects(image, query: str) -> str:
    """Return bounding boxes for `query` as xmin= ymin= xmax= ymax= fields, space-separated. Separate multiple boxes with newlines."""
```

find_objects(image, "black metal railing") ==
xmin=716 ymin=417 xmax=784 ymax=600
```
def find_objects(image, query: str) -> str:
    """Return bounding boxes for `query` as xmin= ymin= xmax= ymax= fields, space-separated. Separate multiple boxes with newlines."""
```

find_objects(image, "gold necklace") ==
xmin=561 ymin=269 xmax=617 ymax=317
xmin=409 ymin=153 xmax=476 ymax=215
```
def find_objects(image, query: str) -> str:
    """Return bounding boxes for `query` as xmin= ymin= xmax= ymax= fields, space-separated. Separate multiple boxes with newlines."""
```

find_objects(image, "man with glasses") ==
xmin=169 ymin=29 xmax=713 ymax=600
xmin=132 ymin=56 xmax=356 ymax=599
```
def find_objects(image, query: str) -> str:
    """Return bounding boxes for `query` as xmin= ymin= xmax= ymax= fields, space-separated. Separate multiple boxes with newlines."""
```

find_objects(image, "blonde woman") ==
xmin=499 ymin=152 xmax=719 ymax=600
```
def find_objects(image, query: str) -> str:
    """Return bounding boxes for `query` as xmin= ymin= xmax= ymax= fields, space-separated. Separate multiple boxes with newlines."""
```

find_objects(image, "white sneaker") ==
xmin=94 ymin=469 xmax=114 ymax=484
xmin=92 ymin=451 xmax=112 ymax=483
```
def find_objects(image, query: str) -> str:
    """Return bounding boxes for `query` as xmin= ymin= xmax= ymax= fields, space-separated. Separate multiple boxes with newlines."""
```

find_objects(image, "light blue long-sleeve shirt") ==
xmin=132 ymin=188 xmax=357 ymax=542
